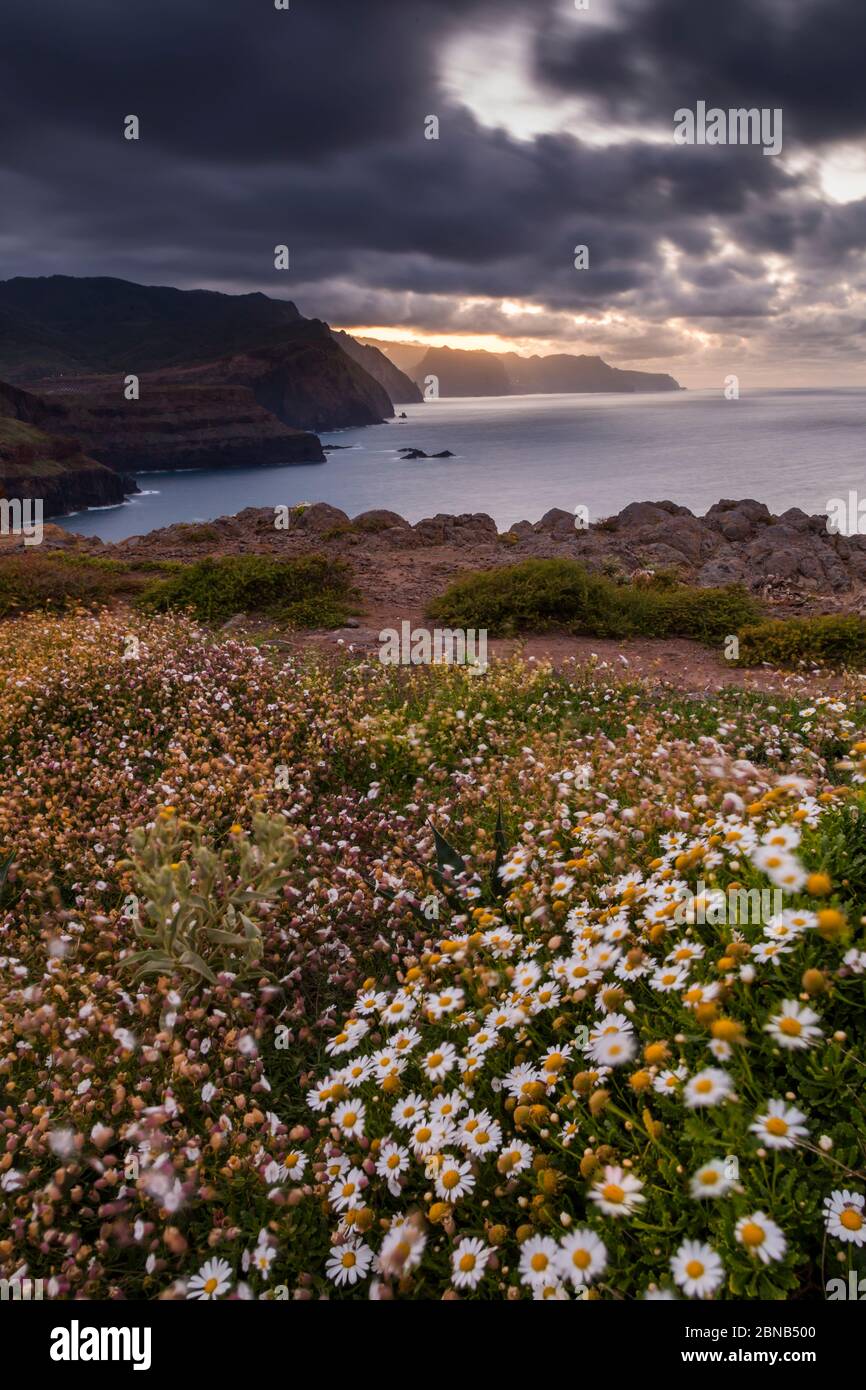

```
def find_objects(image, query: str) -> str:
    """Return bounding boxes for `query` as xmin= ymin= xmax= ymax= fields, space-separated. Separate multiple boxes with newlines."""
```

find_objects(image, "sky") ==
xmin=1 ymin=0 xmax=865 ymax=386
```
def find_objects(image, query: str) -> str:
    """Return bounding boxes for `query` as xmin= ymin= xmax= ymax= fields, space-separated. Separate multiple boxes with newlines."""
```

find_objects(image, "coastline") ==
xmin=24 ymin=496 xmax=866 ymax=621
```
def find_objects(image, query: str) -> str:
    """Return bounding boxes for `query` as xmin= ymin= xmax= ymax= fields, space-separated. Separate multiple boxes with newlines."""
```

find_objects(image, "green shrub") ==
xmin=427 ymin=557 xmax=760 ymax=642
xmin=737 ymin=614 xmax=866 ymax=668
xmin=139 ymin=552 xmax=356 ymax=626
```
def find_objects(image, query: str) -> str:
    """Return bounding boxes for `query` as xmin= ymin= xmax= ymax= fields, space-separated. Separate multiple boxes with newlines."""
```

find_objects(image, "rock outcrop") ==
xmin=43 ymin=497 xmax=866 ymax=614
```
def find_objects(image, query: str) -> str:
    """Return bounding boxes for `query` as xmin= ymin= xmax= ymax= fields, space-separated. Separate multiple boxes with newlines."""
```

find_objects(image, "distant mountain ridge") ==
xmin=358 ymin=339 xmax=682 ymax=396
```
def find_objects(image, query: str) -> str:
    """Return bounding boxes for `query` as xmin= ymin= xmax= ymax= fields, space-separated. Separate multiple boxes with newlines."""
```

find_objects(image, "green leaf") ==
xmin=428 ymin=820 xmax=466 ymax=875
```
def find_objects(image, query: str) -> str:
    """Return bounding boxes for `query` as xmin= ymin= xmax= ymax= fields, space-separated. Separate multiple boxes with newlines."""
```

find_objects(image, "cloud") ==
xmin=0 ymin=0 xmax=864 ymax=383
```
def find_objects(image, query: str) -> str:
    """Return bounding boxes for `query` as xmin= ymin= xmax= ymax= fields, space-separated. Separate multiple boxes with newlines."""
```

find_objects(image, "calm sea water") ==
xmin=57 ymin=388 xmax=866 ymax=540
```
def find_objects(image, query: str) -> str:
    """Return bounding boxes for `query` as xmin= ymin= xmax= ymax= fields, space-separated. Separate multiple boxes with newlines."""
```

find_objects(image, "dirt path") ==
xmin=231 ymin=603 xmax=847 ymax=697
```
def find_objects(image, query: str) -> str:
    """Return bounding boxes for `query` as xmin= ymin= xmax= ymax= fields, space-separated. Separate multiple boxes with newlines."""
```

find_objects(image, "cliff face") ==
xmin=0 ymin=402 xmax=130 ymax=518
xmin=33 ymin=383 xmax=326 ymax=473
xmin=149 ymin=323 xmax=395 ymax=431
xmin=331 ymin=331 xmax=422 ymax=404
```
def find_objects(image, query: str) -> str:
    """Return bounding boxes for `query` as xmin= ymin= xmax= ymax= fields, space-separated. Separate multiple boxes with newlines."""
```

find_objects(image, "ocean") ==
xmin=56 ymin=387 xmax=866 ymax=541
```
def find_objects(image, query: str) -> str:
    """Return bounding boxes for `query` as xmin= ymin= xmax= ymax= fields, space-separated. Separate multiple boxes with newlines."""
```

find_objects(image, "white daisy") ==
xmin=422 ymin=1041 xmax=458 ymax=1080
xmin=589 ymin=1165 xmax=645 ymax=1217
xmin=735 ymin=1211 xmax=787 ymax=1265
xmin=326 ymin=1239 xmax=373 ymax=1287
xmin=557 ymin=1229 xmax=607 ymax=1286
xmin=684 ymin=1069 xmax=733 ymax=1109
xmin=823 ymin=1189 xmax=866 ymax=1245
xmin=671 ymin=1239 xmax=725 ymax=1298
xmin=186 ymin=1257 xmax=233 ymax=1301
xmin=519 ymin=1235 xmax=561 ymax=1288
xmin=451 ymin=1236 xmax=491 ymax=1289
xmin=689 ymin=1159 xmax=735 ymax=1199
xmin=331 ymin=1099 xmax=366 ymax=1138
xmin=750 ymin=1100 xmax=809 ymax=1150
xmin=434 ymin=1155 xmax=476 ymax=1203
xmin=765 ymin=999 xmax=823 ymax=1051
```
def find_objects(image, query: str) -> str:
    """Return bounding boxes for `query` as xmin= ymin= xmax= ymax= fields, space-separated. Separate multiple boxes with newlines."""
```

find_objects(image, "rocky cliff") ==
xmin=160 ymin=323 xmax=395 ymax=431
xmin=0 ymin=382 xmax=131 ymax=516
xmin=34 ymin=382 xmax=326 ymax=474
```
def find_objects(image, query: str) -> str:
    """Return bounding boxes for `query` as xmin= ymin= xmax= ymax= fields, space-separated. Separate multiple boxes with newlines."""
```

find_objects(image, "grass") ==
xmin=428 ymin=556 xmax=761 ymax=643
xmin=139 ymin=552 xmax=358 ymax=626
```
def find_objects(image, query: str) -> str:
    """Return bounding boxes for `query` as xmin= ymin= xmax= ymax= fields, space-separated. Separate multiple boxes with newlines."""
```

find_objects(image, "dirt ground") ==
xmin=226 ymin=602 xmax=850 ymax=698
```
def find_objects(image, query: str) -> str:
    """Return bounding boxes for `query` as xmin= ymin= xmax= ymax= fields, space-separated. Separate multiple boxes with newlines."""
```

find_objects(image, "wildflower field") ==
xmin=2 ymin=609 xmax=865 ymax=1301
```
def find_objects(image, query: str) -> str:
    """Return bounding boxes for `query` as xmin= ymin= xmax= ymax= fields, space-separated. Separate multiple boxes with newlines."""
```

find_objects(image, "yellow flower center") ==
xmin=428 ymin=1053 xmax=443 ymax=1068
xmin=841 ymin=1209 xmax=863 ymax=1232
xmin=416 ymin=1127 xmax=432 ymax=1143
xmin=459 ymin=1254 xmax=477 ymax=1272
xmin=572 ymin=1249 xmax=591 ymax=1270
xmin=530 ymin=1253 xmax=549 ymax=1272
xmin=700 ymin=1170 xmax=719 ymax=1185
xmin=766 ymin=1117 xmax=788 ymax=1136
xmin=342 ymin=1112 xmax=357 ymax=1128
xmin=203 ymin=1277 xmax=218 ymax=1294
xmin=741 ymin=1222 xmax=765 ymax=1247
xmin=685 ymin=1260 xmax=705 ymax=1279
xmin=442 ymin=1169 xmax=460 ymax=1190
xmin=341 ymin=1251 xmax=357 ymax=1268
xmin=602 ymin=1183 xmax=625 ymax=1203
xmin=779 ymin=1017 xmax=802 ymax=1036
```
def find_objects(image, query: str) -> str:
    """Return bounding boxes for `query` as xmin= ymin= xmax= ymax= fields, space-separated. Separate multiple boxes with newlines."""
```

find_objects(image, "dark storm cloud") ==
xmin=534 ymin=0 xmax=866 ymax=147
xmin=0 ymin=0 xmax=864 ymax=373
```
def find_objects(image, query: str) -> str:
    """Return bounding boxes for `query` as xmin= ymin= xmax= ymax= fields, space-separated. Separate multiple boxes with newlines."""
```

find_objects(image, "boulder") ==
xmin=614 ymin=500 xmax=694 ymax=530
xmin=352 ymin=509 xmax=410 ymax=531
xmin=535 ymin=507 xmax=578 ymax=536
xmin=290 ymin=502 xmax=350 ymax=532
